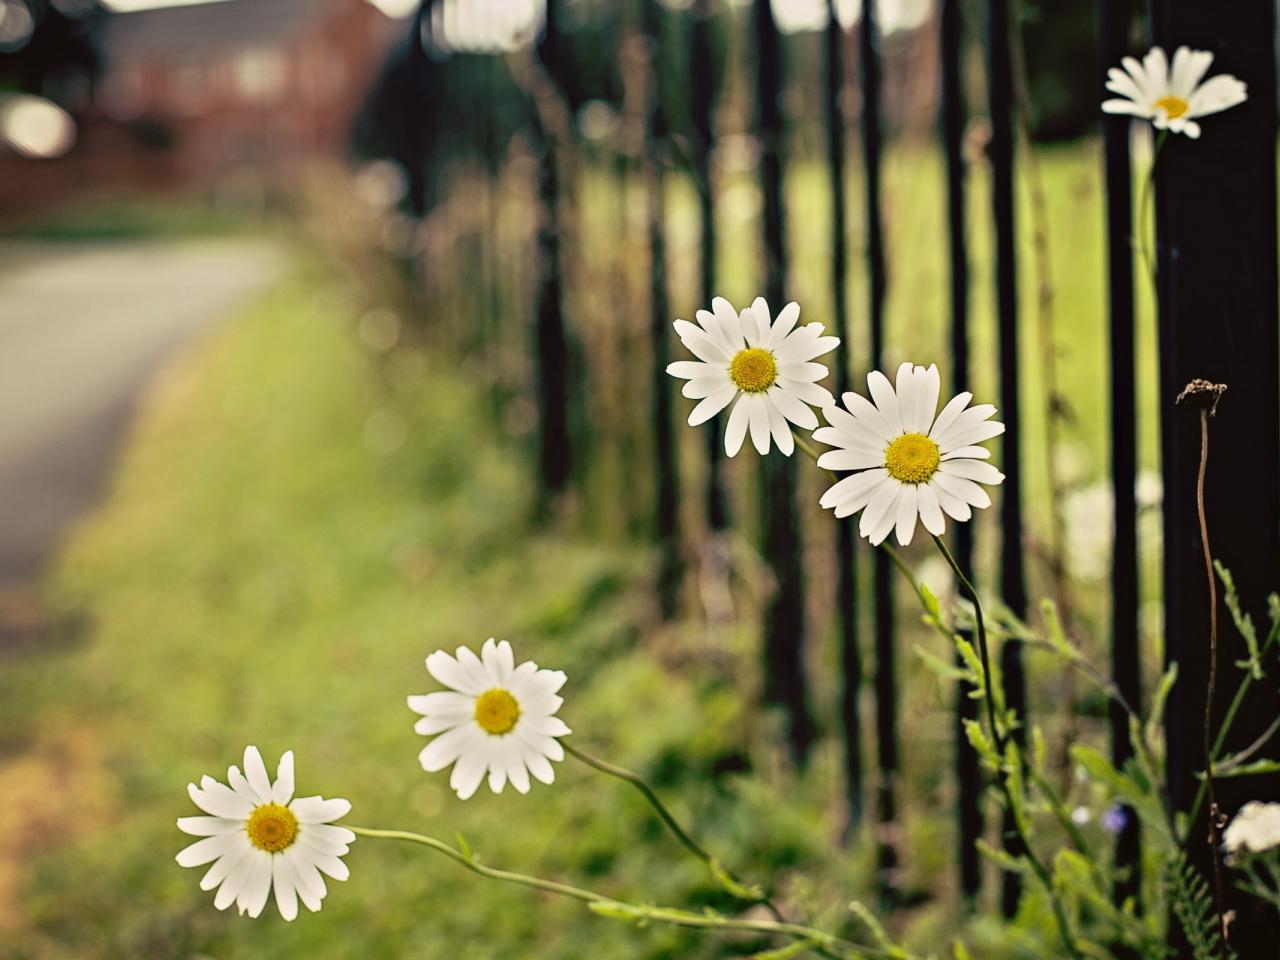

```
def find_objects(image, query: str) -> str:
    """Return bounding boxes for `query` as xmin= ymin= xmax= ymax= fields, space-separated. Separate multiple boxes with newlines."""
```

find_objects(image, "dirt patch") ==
xmin=0 ymin=723 xmax=117 ymax=933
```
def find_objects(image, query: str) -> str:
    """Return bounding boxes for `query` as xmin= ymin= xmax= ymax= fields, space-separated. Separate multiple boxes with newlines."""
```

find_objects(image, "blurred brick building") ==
xmin=1 ymin=0 xmax=397 ymax=223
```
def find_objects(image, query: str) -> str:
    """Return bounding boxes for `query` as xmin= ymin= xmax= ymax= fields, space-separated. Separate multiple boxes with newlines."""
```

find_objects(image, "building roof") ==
xmin=104 ymin=0 xmax=365 ymax=62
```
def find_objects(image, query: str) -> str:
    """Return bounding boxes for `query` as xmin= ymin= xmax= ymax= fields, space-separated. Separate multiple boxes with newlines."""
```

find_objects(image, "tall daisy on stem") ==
xmin=410 ymin=637 xmax=774 ymax=909
xmin=1102 ymin=45 xmax=1247 ymax=140
xmin=666 ymin=296 xmax=839 ymax=457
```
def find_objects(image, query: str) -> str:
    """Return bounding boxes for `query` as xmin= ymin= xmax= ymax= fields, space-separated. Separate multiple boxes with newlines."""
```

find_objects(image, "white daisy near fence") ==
xmin=409 ymin=638 xmax=571 ymax=799
xmin=1224 ymin=801 xmax=1280 ymax=860
xmin=667 ymin=296 xmax=839 ymax=457
xmin=176 ymin=746 xmax=355 ymax=920
xmin=815 ymin=362 xmax=1005 ymax=546
xmin=1102 ymin=45 xmax=1247 ymax=139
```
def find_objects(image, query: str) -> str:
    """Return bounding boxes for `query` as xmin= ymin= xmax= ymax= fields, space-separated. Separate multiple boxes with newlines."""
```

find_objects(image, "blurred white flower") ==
xmin=815 ymin=362 xmax=1004 ymax=546
xmin=176 ymin=746 xmax=354 ymax=920
xmin=1102 ymin=45 xmax=1247 ymax=139
xmin=1071 ymin=806 xmax=1093 ymax=826
xmin=410 ymin=638 xmax=571 ymax=800
xmin=667 ymin=296 xmax=839 ymax=457
xmin=1223 ymin=801 xmax=1280 ymax=858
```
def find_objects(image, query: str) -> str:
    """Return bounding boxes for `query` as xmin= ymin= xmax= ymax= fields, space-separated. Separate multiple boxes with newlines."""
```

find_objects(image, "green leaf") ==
xmin=1145 ymin=663 xmax=1178 ymax=750
xmin=964 ymin=719 xmax=1001 ymax=773
xmin=914 ymin=644 xmax=968 ymax=684
xmin=1206 ymin=759 xmax=1280 ymax=779
xmin=976 ymin=839 xmax=1031 ymax=874
xmin=1217 ymin=560 xmax=1262 ymax=678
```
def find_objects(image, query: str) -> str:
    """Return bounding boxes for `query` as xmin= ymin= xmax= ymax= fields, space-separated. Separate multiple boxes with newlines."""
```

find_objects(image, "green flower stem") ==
xmin=563 ymin=743 xmax=782 ymax=919
xmin=930 ymin=534 xmax=1082 ymax=960
xmin=346 ymin=826 xmax=882 ymax=959
xmin=793 ymin=433 xmax=837 ymax=483
xmin=1135 ymin=129 xmax=1169 ymax=283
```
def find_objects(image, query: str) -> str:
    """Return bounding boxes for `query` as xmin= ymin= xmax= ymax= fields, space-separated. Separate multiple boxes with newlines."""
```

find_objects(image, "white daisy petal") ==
xmin=725 ymin=394 xmax=751 ymax=456
xmin=407 ymin=690 xmax=474 ymax=717
xmin=766 ymin=301 xmax=801 ymax=347
xmin=894 ymin=485 xmax=921 ymax=546
xmin=682 ymin=374 xmax=731 ymax=400
xmin=215 ymin=847 xmax=260 ymax=911
xmin=866 ymin=370 xmax=904 ymax=435
xmin=917 ymin=483 xmax=947 ymax=536
xmin=272 ymin=751 xmax=295 ymax=805
xmin=177 ymin=833 xmax=239 ymax=868
xmin=188 ymin=780 xmax=253 ymax=819
xmin=818 ymin=448 xmax=885 ymax=471
xmin=674 ymin=319 xmax=731 ymax=363
xmin=859 ymin=478 xmax=902 ymax=542
xmin=765 ymin=399 xmax=795 ymax=455
xmin=710 ymin=297 xmax=746 ymax=351
xmin=272 ymin=856 xmax=300 ymax=921
xmin=931 ymin=470 xmax=993 ymax=509
xmin=747 ymin=297 xmax=771 ymax=344
xmin=780 ymin=378 xmax=834 ymax=408
xmin=177 ymin=816 xmax=242 ymax=837
xmin=767 ymin=385 xmax=817 ymax=429
xmin=820 ymin=468 xmax=889 ymax=509
xmin=242 ymin=747 xmax=273 ymax=805
xmin=666 ymin=360 xmax=716 ymax=381
xmin=418 ymin=724 xmax=478 ymax=772
xmin=290 ymin=796 xmax=352 ymax=824
xmin=930 ymin=478 xmax=972 ymax=522
xmin=748 ymin=394 xmax=771 ymax=455
xmin=689 ymin=384 xmax=737 ymax=426
xmin=939 ymin=459 xmax=1005 ymax=486
xmin=199 ymin=837 xmax=252 ymax=892
xmin=777 ymin=361 xmax=829 ymax=383
xmin=426 ymin=650 xmax=485 ymax=695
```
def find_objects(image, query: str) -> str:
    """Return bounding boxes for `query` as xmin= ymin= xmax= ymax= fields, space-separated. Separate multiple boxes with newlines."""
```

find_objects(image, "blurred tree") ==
xmin=858 ymin=0 xmax=898 ymax=904
xmin=987 ymin=0 xmax=1030 ymax=919
xmin=824 ymin=0 xmax=863 ymax=837
xmin=754 ymin=0 xmax=814 ymax=767
xmin=939 ymin=0 xmax=982 ymax=902
xmin=690 ymin=0 xmax=728 ymax=538
xmin=641 ymin=0 xmax=681 ymax=620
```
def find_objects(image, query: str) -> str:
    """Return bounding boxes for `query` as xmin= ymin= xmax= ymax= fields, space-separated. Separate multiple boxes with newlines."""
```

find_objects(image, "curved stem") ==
xmin=346 ymin=826 xmax=884 ymax=959
xmin=793 ymin=432 xmax=838 ymax=483
xmin=564 ymin=743 xmax=784 ymax=920
xmin=930 ymin=533 xmax=1082 ymax=959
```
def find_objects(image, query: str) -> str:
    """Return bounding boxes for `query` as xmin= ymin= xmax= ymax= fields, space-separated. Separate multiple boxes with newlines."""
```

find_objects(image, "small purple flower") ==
xmin=1102 ymin=805 xmax=1130 ymax=835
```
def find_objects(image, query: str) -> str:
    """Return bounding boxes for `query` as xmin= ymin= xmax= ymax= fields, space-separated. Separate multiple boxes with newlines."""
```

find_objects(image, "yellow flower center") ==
xmin=245 ymin=803 xmax=298 ymax=853
xmin=884 ymin=433 xmax=941 ymax=484
xmin=1154 ymin=95 xmax=1190 ymax=120
xmin=729 ymin=347 xmax=778 ymax=394
xmin=474 ymin=688 xmax=521 ymax=735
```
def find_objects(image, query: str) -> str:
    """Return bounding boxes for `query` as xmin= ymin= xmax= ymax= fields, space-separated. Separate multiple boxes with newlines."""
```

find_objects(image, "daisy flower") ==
xmin=409 ymin=638 xmax=571 ymax=800
xmin=1102 ymin=45 xmax=1247 ymax=139
xmin=1223 ymin=801 xmax=1280 ymax=860
xmin=176 ymin=746 xmax=354 ymax=920
xmin=666 ymin=296 xmax=839 ymax=457
xmin=815 ymin=362 xmax=1005 ymax=546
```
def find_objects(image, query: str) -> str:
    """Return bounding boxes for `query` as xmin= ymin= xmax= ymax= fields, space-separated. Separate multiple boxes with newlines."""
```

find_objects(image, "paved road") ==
xmin=0 ymin=238 xmax=281 ymax=639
